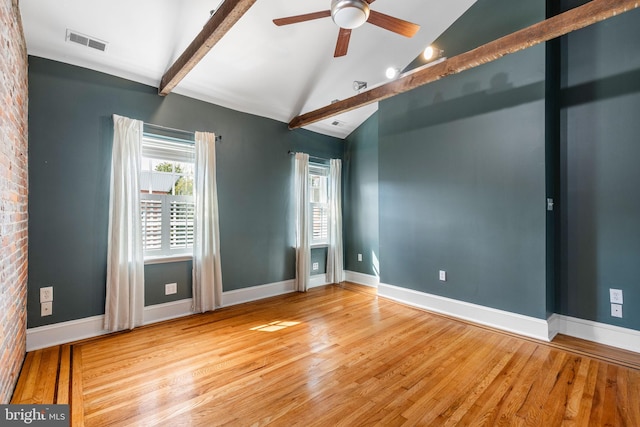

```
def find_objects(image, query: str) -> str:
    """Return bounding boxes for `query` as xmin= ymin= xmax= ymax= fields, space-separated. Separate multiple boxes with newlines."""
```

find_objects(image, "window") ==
xmin=309 ymin=163 xmax=329 ymax=245
xmin=140 ymin=135 xmax=195 ymax=258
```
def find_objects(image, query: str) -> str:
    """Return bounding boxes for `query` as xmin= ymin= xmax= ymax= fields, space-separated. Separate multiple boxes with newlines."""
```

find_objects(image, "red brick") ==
xmin=0 ymin=0 xmax=28 ymax=404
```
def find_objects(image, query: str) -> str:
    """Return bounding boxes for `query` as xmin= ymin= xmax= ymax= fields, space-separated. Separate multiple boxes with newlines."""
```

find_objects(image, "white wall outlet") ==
xmin=439 ymin=270 xmax=447 ymax=282
xmin=165 ymin=283 xmax=177 ymax=295
xmin=611 ymin=303 xmax=623 ymax=318
xmin=357 ymin=253 xmax=362 ymax=262
xmin=609 ymin=289 xmax=623 ymax=304
xmin=40 ymin=286 xmax=53 ymax=303
xmin=312 ymin=262 xmax=319 ymax=271
xmin=41 ymin=302 xmax=52 ymax=316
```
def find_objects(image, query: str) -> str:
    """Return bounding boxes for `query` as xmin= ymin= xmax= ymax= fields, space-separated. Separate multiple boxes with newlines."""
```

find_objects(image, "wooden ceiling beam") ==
xmin=288 ymin=0 xmax=639 ymax=130
xmin=159 ymin=0 xmax=257 ymax=96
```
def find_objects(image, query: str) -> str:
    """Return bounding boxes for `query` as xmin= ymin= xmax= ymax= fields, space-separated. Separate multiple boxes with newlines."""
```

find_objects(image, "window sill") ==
xmin=311 ymin=244 xmax=329 ymax=249
xmin=144 ymin=254 xmax=193 ymax=265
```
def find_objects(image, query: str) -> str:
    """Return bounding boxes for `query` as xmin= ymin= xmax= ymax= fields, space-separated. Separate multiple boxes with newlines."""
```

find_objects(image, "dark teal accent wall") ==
xmin=27 ymin=57 xmax=343 ymax=328
xmin=144 ymin=261 xmax=192 ymax=306
xmin=377 ymin=0 xmax=547 ymax=319
xmin=310 ymin=247 xmax=327 ymax=276
xmin=378 ymin=48 xmax=547 ymax=318
xmin=343 ymin=113 xmax=379 ymax=276
xmin=558 ymin=3 xmax=640 ymax=330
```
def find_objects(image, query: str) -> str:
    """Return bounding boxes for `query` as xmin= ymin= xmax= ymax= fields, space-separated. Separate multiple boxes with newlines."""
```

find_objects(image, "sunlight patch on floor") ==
xmin=250 ymin=321 xmax=301 ymax=332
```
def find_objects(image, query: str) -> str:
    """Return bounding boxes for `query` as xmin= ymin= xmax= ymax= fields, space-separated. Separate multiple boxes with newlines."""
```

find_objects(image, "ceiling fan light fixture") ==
xmin=331 ymin=0 xmax=370 ymax=29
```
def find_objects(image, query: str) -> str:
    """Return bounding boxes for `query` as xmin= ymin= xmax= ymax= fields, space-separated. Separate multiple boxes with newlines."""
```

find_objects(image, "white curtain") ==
xmin=294 ymin=153 xmax=310 ymax=292
xmin=327 ymin=159 xmax=344 ymax=284
xmin=105 ymin=115 xmax=145 ymax=332
xmin=192 ymin=131 xmax=223 ymax=312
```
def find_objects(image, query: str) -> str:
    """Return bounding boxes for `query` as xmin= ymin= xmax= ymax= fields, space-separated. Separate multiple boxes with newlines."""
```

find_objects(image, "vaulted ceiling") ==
xmin=19 ymin=0 xmax=476 ymax=138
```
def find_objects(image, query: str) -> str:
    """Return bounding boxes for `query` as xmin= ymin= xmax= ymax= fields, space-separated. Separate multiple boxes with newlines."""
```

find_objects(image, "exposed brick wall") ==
xmin=0 ymin=0 xmax=29 ymax=403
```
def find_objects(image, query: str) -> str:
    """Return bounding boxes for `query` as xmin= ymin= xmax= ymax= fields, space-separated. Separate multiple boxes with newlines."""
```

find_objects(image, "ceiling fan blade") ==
xmin=334 ymin=28 xmax=352 ymax=57
xmin=367 ymin=10 xmax=420 ymax=38
xmin=273 ymin=10 xmax=331 ymax=26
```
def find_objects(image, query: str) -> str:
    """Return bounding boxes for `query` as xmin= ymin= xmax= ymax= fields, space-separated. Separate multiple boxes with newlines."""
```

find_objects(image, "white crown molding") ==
xmin=378 ymin=282 xmax=551 ymax=341
xmin=549 ymin=313 xmax=640 ymax=353
xmin=344 ymin=270 xmax=379 ymax=288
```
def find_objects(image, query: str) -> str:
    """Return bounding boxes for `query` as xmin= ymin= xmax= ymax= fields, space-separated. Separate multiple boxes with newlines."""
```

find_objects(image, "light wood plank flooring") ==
xmin=12 ymin=284 xmax=640 ymax=426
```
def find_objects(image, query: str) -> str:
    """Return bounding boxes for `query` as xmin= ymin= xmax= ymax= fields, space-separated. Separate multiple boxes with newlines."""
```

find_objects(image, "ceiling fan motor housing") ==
xmin=331 ymin=0 xmax=370 ymax=29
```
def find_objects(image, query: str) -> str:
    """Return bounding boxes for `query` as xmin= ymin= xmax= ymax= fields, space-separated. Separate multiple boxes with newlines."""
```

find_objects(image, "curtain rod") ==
xmin=144 ymin=122 xmax=222 ymax=142
xmin=288 ymin=151 xmax=329 ymax=163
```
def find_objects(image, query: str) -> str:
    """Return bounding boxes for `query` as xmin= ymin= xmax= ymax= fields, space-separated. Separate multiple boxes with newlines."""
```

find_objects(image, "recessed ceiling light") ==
xmin=385 ymin=67 xmax=400 ymax=79
xmin=423 ymin=45 xmax=443 ymax=62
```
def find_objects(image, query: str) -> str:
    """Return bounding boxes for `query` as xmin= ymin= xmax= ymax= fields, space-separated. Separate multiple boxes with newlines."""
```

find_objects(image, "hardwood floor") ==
xmin=12 ymin=284 xmax=640 ymax=426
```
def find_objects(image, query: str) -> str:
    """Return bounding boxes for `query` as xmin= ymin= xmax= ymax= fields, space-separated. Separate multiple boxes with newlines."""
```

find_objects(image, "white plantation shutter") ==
xmin=170 ymin=198 xmax=195 ymax=249
xmin=311 ymin=204 xmax=328 ymax=243
xmin=140 ymin=197 xmax=162 ymax=251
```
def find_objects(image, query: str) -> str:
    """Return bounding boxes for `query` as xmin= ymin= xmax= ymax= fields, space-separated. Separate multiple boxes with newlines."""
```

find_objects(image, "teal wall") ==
xmin=378 ymin=47 xmax=547 ymax=318
xmin=342 ymin=0 xmax=640 ymax=330
xmin=27 ymin=57 xmax=343 ymax=328
xmin=558 ymin=1 xmax=640 ymax=329
xmin=343 ymin=113 xmax=379 ymax=276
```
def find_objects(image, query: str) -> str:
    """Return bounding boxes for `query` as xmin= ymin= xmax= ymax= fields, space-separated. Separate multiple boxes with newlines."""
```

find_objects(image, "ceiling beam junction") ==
xmin=288 ymin=0 xmax=639 ymax=130
xmin=159 ymin=0 xmax=257 ymax=96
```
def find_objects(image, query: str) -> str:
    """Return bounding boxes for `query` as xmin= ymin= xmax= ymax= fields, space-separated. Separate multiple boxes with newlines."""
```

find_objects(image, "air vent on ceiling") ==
xmin=66 ymin=29 xmax=108 ymax=52
xmin=331 ymin=120 xmax=345 ymax=127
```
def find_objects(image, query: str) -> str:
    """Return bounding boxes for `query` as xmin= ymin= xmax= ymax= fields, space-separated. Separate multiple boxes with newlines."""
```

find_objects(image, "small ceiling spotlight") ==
xmin=385 ymin=67 xmax=400 ymax=79
xmin=423 ymin=45 xmax=443 ymax=62
xmin=353 ymin=80 xmax=367 ymax=92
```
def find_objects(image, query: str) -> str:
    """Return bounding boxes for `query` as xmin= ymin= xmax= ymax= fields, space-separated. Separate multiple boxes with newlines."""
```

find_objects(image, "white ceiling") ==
xmin=20 ymin=0 xmax=475 ymax=139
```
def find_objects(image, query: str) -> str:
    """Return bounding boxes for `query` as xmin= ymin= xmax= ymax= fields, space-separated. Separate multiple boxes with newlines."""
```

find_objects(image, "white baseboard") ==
xmin=549 ymin=314 xmax=640 ymax=353
xmin=377 ymin=282 xmax=550 ymax=342
xmin=222 ymin=279 xmax=296 ymax=306
xmin=143 ymin=299 xmax=194 ymax=325
xmin=344 ymin=270 xmax=379 ymax=288
xmin=308 ymin=274 xmax=331 ymax=289
xmin=26 ymin=315 xmax=108 ymax=352
xmin=26 ymin=279 xmax=297 ymax=351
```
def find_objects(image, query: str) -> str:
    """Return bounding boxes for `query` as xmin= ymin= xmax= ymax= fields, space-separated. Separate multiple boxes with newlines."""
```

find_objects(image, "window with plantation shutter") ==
xmin=309 ymin=164 xmax=329 ymax=246
xmin=140 ymin=133 xmax=195 ymax=259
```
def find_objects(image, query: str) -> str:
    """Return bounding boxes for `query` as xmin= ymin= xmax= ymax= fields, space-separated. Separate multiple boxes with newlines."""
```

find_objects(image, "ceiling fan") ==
xmin=273 ymin=0 xmax=420 ymax=58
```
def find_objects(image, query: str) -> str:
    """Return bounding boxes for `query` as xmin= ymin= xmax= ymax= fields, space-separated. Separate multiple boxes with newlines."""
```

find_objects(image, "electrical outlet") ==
xmin=41 ymin=302 xmax=52 ymax=316
xmin=439 ymin=270 xmax=447 ymax=282
xmin=312 ymin=262 xmax=319 ymax=271
xmin=40 ymin=286 xmax=53 ymax=303
xmin=611 ymin=303 xmax=623 ymax=318
xmin=165 ymin=283 xmax=177 ymax=295
xmin=609 ymin=289 xmax=623 ymax=304
xmin=357 ymin=253 xmax=362 ymax=262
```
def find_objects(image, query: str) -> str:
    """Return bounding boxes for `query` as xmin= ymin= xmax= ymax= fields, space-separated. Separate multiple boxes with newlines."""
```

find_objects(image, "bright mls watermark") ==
xmin=0 ymin=405 xmax=69 ymax=426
